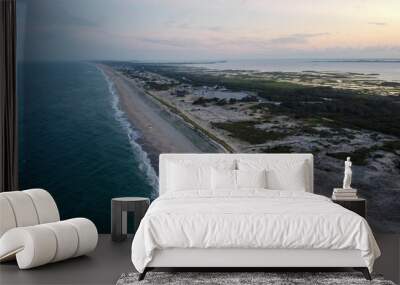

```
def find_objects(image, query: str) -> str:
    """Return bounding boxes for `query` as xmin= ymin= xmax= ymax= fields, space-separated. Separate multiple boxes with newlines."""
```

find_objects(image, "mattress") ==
xmin=131 ymin=190 xmax=380 ymax=273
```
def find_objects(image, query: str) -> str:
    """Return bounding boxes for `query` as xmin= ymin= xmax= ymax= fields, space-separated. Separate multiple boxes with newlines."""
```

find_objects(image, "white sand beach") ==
xmin=97 ymin=64 xmax=223 ymax=154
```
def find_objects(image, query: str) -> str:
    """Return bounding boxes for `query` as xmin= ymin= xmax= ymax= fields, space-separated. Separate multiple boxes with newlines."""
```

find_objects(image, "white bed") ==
xmin=131 ymin=154 xmax=380 ymax=280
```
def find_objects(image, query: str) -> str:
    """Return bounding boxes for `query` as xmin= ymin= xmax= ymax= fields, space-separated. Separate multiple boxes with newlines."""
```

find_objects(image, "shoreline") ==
xmin=141 ymin=88 xmax=235 ymax=153
xmin=96 ymin=64 xmax=228 ymax=157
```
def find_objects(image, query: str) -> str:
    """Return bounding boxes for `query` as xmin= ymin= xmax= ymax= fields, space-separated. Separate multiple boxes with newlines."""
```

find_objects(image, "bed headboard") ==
xmin=159 ymin=153 xmax=314 ymax=195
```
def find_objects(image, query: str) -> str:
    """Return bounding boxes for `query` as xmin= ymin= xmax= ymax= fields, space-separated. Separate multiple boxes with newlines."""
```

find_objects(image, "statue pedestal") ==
xmin=332 ymin=187 xmax=358 ymax=200
xmin=334 ymin=188 xmax=357 ymax=192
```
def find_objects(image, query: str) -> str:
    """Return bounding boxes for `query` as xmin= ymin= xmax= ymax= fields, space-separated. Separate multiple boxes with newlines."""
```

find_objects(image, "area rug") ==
xmin=116 ymin=272 xmax=396 ymax=285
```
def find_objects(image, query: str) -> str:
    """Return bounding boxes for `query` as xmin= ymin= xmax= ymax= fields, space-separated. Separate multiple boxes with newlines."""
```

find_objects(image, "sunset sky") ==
xmin=18 ymin=0 xmax=400 ymax=61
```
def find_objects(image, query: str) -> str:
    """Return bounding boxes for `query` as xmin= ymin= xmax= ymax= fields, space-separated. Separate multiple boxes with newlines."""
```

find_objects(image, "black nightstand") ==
xmin=332 ymin=197 xmax=366 ymax=218
xmin=111 ymin=197 xmax=150 ymax=242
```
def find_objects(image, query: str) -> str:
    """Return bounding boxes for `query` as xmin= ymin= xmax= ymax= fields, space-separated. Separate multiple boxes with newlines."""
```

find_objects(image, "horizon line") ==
xmin=18 ymin=57 xmax=400 ymax=64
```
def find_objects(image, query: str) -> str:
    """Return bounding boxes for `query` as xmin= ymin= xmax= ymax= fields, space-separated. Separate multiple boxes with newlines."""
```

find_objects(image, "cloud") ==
xmin=202 ymin=26 xmax=223 ymax=32
xmin=266 ymin=33 xmax=330 ymax=45
xmin=164 ymin=19 xmax=223 ymax=33
xmin=139 ymin=37 xmax=199 ymax=48
xmin=138 ymin=32 xmax=331 ymax=52
xmin=368 ymin=22 xmax=387 ymax=26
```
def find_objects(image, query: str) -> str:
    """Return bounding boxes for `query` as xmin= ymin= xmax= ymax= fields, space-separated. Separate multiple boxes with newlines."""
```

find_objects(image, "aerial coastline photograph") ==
xmin=17 ymin=0 xmax=400 ymax=233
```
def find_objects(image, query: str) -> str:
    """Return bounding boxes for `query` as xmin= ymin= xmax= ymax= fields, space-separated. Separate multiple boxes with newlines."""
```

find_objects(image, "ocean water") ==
xmin=18 ymin=62 xmax=157 ymax=233
xmin=191 ymin=59 xmax=400 ymax=82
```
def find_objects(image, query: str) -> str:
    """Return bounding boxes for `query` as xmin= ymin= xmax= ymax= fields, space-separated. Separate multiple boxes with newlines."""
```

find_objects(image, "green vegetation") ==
xmin=298 ymin=126 xmax=355 ymax=140
xmin=380 ymin=82 xmax=400 ymax=87
xmin=380 ymin=140 xmax=400 ymax=155
xmin=193 ymin=96 xmax=257 ymax=106
xmin=145 ymin=81 xmax=177 ymax=91
xmin=127 ymin=63 xmax=400 ymax=138
xmin=112 ymin=62 xmax=400 ymax=142
xmin=261 ymin=145 xmax=293 ymax=153
xmin=193 ymin=97 xmax=219 ymax=105
xmin=120 ymin=70 xmax=149 ymax=82
xmin=327 ymin=139 xmax=400 ymax=165
xmin=326 ymin=148 xmax=374 ymax=165
xmin=268 ymin=95 xmax=400 ymax=137
xmin=211 ymin=121 xmax=286 ymax=144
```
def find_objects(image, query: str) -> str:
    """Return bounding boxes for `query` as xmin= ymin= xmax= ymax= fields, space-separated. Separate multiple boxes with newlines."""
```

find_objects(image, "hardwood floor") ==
xmin=0 ymin=234 xmax=398 ymax=285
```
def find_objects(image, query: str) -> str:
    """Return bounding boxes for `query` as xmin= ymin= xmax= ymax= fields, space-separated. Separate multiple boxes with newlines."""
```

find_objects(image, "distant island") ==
xmin=127 ymin=60 xmax=227 ymax=65
xmin=312 ymin=59 xmax=400 ymax=63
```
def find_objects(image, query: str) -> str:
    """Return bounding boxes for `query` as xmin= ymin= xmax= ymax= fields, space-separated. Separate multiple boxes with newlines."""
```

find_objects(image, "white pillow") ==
xmin=238 ymin=159 xmax=307 ymax=191
xmin=236 ymin=169 xmax=267 ymax=189
xmin=166 ymin=159 xmax=236 ymax=193
xmin=211 ymin=168 xmax=237 ymax=191
xmin=167 ymin=162 xmax=211 ymax=192
xmin=267 ymin=162 xmax=306 ymax=191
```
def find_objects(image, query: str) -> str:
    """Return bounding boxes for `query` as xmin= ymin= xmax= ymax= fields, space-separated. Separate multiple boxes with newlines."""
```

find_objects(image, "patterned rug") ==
xmin=116 ymin=271 xmax=395 ymax=285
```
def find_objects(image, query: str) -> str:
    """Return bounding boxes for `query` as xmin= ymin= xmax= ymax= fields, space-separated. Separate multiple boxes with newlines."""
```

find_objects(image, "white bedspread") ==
xmin=131 ymin=191 xmax=380 ymax=272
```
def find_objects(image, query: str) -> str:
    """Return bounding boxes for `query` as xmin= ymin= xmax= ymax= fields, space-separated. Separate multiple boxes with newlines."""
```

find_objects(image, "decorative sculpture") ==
xmin=342 ymin=157 xmax=352 ymax=189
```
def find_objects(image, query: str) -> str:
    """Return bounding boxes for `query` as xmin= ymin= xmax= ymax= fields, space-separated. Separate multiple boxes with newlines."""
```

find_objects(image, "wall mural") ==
xmin=17 ymin=0 xmax=400 ymax=233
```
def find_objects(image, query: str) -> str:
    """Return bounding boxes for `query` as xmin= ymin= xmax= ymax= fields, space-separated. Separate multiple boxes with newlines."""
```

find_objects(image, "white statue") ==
xmin=342 ymin=157 xmax=352 ymax=189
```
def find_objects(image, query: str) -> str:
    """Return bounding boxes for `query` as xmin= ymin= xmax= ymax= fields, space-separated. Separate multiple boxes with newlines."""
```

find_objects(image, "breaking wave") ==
xmin=98 ymin=67 xmax=159 ymax=198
